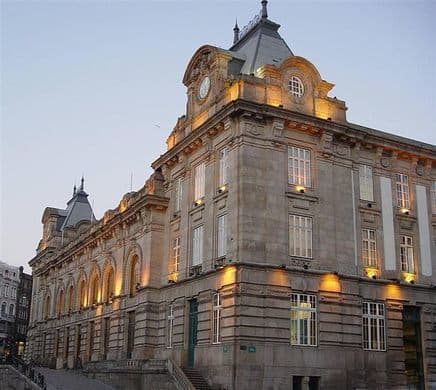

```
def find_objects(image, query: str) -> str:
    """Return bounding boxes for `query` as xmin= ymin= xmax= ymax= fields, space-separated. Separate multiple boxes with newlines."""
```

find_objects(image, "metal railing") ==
xmin=0 ymin=355 xmax=47 ymax=389
xmin=167 ymin=358 xmax=196 ymax=390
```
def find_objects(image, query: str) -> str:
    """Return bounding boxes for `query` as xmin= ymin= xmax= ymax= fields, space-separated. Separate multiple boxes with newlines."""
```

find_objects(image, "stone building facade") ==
xmin=0 ymin=261 xmax=20 ymax=356
xmin=14 ymin=267 xmax=32 ymax=358
xmin=25 ymin=2 xmax=436 ymax=389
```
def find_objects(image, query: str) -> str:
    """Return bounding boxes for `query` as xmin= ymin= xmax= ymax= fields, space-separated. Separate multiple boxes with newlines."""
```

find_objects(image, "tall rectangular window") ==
xmin=290 ymin=293 xmax=317 ymax=346
xmin=362 ymin=229 xmax=377 ymax=268
xmin=359 ymin=165 xmax=374 ymax=201
xmin=288 ymin=146 xmax=311 ymax=187
xmin=400 ymin=235 xmax=414 ymax=273
xmin=172 ymin=237 xmax=180 ymax=273
xmin=212 ymin=293 xmax=222 ymax=344
xmin=194 ymin=162 xmax=206 ymax=201
xmin=432 ymin=181 xmax=436 ymax=214
xmin=174 ymin=177 xmax=182 ymax=213
xmin=289 ymin=215 xmax=312 ymax=258
xmin=217 ymin=214 xmax=227 ymax=258
xmin=166 ymin=304 xmax=174 ymax=348
xmin=219 ymin=148 xmax=228 ymax=187
xmin=396 ymin=173 xmax=410 ymax=209
xmin=362 ymin=302 xmax=386 ymax=351
xmin=192 ymin=226 xmax=204 ymax=266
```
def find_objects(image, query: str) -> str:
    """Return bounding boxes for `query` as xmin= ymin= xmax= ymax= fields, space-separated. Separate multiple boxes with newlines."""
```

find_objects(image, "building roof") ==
xmin=60 ymin=177 xmax=95 ymax=231
xmin=229 ymin=1 xmax=293 ymax=74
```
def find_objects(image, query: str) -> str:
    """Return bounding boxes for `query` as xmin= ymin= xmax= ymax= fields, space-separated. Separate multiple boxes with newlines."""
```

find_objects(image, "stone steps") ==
xmin=182 ymin=368 xmax=212 ymax=390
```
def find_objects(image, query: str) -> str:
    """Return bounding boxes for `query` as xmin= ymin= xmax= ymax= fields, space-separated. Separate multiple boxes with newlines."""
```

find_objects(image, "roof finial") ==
xmin=73 ymin=184 xmax=77 ymax=196
xmin=233 ymin=18 xmax=240 ymax=44
xmin=261 ymin=0 xmax=268 ymax=19
xmin=80 ymin=175 xmax=84 ymax=191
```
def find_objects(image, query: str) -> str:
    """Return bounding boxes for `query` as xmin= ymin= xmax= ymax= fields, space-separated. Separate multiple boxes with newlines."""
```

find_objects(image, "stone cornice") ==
xmin=31 ymin=193 xmax=169 ymax=276
xmin=152 ymin=99 xmax=435 ymax=171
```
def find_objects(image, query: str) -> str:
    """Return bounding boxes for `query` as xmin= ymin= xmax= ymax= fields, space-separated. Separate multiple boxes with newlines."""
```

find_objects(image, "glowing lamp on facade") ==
xmin=194 ymin=198 xmax=204 ymax=206
xmin=402 ymin=272 xmax=416 ymax=284
xmin=364 ymin=267 xmax=378 ymax=279
xmin=296 ymin=185 xmax=306 ymax=194
xmin=400 ymin=208 xmax=410 ymax=216
xmin=168 ymin=272 xmax=178 ymax=283
xmin=218 ymin=185 xmax=227 ymax=194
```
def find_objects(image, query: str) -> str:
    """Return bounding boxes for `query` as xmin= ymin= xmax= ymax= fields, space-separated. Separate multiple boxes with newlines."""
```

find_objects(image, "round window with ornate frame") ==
xmin=288 ymin=76 xmax=304 ymax=98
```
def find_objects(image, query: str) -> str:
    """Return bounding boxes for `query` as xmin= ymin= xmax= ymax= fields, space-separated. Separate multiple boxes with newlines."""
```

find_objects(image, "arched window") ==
xmin=79 ymin=280 xmax=86 ymax=309
xmin=67 ymin=285 xmax=74 ymax=313
xmin=44 ymin=295 xmax=51 ymax=320
xmin=129 ymin=255 xmax=140 ymax=296
xmin=57 ymin=290 xmax=64 ymax=317
xmin=90 ymin=274 xmax=100 ymax=305
xmin=105 ymin=267 xmax=115 ymax=303
xmin=1 ymin=302 xmax=6 ymax=316
xmin=9 ymin=304 xmax=14 ymax=316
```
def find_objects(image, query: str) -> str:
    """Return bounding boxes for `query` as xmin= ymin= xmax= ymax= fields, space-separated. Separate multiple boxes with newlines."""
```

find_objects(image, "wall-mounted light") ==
xmin=194 ymin=198 xmax=204 ymax=206
xmin=402 ymin=272 xmax=416 ymax=284
xmin=218 ymin=185 xmax=227 ymax=194
xmin=364 ymin=267 xmax=378 ymax=279
xmin=296 ymin=186 xmax=306 ymax=194
xmin=400 ymin=208 xmax=410 ymax=216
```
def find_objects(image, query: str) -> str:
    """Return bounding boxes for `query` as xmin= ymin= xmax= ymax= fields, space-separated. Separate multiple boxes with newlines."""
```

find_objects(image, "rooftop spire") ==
xmin=80 ymin=175 xmax=84 ymax=191
xmin=261 ymin=0 xmax=268 ymax=19
xmin=233 ymin=18 xmax=240 ymax=44
xmin=73 ymin=184 xmax=77 ymax=196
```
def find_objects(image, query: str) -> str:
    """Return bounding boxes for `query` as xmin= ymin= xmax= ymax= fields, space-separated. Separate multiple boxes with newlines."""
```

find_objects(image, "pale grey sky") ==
xmin=1 ymin=0 xmax=435 ymax=273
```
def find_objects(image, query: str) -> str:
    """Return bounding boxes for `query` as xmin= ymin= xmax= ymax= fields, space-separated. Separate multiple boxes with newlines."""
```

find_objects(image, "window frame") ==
xmin=191 ymin=225 xmax=204 ymax=267
xmin=289 ymin=214 xmax=313 ymax=259
xmin=361 ymin=229 xmax=377 ymax=268
xmin=212 ymin=293 xmax=222 ymax=344
xmin=396 ymin=173 xmax=410 ymax=209
xmin=290 ymin=293 xmax=317 ymax=347
xmin=288 ymin=76 xmax=305 ymax=98
xmin=166 ymin=304 xmax=174 ymax=349
xmin=172 ymin=237 xmax=181 ymax=273
xmin=288 ymin=146 xmax=312 ymax=188
xmin=217 ymin=214 xmax=227 ymax=259
xmin=194 ymin=162 xmax=206 ymax=202
xmin=362 ymin=301 xmax=386 ymax=351
xmin=400 ymin=235 xmax=415 ymax=274
xmin=218 ymin=148 xmax=228 ymax=188
xmin=174 ymin=177 xmax=183 ymax=213
xmin=431 ymin=181 xmax=436 ymax=214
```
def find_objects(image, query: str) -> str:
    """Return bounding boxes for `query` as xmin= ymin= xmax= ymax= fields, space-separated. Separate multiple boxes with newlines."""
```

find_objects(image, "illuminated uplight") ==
xmin=384 ymin=283 xmax=403 ymax=300
xmin=221 ymin=265 xmax=237 ymax=286
xmin=320 ymin=273 xmax=341 ymax=292
xmin=268 ymin=268 xmax=288 ymax=286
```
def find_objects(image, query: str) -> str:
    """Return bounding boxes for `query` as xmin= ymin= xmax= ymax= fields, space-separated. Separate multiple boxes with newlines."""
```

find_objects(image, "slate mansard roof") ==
xmin=229 ymin=15 xmax=293 ymax=75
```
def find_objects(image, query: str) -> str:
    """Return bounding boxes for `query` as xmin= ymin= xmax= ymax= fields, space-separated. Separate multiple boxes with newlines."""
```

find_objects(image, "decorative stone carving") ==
xmin=272 ymin=119 xmax=284 ymax=138
xmin=380 ymin=157 xmax=390 ymax=168
xmin=244 ymin=121 xmax=264 ymax=136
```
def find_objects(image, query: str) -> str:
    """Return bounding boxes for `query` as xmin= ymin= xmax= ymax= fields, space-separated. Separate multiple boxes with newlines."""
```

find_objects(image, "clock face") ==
xmin=198 ymin=76 xmax=210 ymax=100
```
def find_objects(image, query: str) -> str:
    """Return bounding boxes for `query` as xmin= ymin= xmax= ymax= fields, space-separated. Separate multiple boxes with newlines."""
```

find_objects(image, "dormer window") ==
xmin=289 ymin=76 xmax=304 ymax=98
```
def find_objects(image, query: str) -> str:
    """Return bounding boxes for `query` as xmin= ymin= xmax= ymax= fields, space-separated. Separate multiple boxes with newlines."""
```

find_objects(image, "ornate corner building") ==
xmin=25 ymin=2 xmax=436 ymax=389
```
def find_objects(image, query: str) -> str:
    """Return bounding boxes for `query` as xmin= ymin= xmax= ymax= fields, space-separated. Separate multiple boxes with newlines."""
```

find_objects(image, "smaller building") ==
xmin=0 ymin=261 xmax=20 ymax=357
xmin=13 ymin=266 xmax=32 ymax=358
